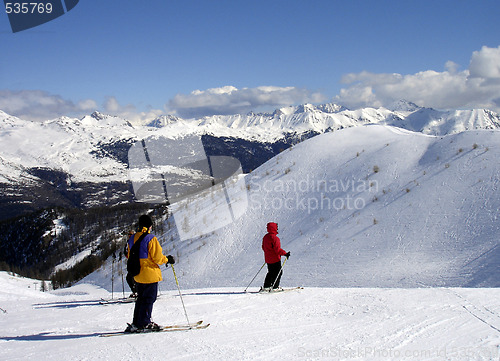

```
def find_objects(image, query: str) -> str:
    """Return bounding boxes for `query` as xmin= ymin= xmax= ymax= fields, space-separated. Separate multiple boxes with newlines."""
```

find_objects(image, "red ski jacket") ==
xmin=262 ymin=222 xmax=287 ymax=264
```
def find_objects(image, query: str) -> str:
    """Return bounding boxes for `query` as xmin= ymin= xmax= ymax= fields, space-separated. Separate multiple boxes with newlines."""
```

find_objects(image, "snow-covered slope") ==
xmin=85 ymin=124 xmax=500 ymax=290
xmin=1 ymin=275 xmax=500 ymax=360
xmin=180 ymin=125 xmax=500 ymax=288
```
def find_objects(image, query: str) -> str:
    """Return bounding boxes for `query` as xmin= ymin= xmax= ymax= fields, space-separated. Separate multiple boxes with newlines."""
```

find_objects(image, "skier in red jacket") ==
xmin=261 ymin=222 xmax=290 ymax=292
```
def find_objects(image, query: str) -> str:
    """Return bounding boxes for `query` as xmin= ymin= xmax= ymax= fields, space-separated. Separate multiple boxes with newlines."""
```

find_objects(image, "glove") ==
xmin=285 ymin=251 xmax=290 ymax=259
xmin=167 ymin=255 xmax=175 ymax=264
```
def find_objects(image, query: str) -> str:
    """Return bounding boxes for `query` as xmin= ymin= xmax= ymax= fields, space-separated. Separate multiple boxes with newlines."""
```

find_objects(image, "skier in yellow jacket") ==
xmin=125 ymin=214 xmax=175 ymax=332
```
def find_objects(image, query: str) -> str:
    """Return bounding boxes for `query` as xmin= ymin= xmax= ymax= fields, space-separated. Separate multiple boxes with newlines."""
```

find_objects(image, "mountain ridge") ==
xmin=1 ymin=102 xmax=499 ymax=179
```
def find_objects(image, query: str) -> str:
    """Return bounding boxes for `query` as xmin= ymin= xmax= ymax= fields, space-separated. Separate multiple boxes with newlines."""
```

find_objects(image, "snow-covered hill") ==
xmin=84 ymin=124 xmax=500 ymax=290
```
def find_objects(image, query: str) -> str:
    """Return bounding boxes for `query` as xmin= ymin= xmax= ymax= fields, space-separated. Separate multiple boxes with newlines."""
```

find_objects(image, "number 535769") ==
xmin=5 ymin=2 xmax=54 ymax=14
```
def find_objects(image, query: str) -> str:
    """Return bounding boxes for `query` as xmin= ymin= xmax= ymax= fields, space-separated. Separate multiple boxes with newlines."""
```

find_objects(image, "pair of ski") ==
xmin=100 ymin=320 xmax=209 ymax=337
xmin=254 ymin=286 xmax=303 ymax=294
xmin=99 ymin=297 xmax=136 ymax=305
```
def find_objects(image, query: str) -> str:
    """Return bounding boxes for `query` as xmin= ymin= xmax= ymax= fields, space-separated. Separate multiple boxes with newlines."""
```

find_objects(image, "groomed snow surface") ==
xmin=0 ymin=272 xmax=499 ymax=361
xmin=1 ymin=125 xmax=500 ymax=360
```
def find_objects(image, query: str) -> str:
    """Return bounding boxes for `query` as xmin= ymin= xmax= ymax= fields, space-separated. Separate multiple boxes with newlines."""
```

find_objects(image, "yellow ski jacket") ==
xmin=127 ymin=228 xmax=168 ymax=284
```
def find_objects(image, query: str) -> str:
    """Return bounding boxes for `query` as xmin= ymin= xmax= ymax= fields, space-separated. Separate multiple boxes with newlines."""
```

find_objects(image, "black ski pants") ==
xmin=264 ymin=261 xmax=283 ymax=288
xmin=133 ymin=282 xmax=158 ymax=328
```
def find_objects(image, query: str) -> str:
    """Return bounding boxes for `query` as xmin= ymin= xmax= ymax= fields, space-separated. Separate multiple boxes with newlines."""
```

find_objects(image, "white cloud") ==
xmin=469 ymin=46 xmax=500 ymax=79
xmin=335 ymin=45 xmax=500 ymax=112
xmin=0 ymin=91 xmax=164 ymax=124
xmin=0 ymin=86 xmax=324 ymax=123
xmin=166 ymin=86 xmax=325 ymax=119
xmin=102 ymin=96 xmax=164 ymax=125
xmin=0 ymin=90 xmax=96 ymax=121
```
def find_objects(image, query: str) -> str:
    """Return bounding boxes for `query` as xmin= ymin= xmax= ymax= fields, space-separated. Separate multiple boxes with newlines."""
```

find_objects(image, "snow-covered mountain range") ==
xmin=148 ymin=100 xmax=500 ymax=139
xmin=1 ymin=101 xmax=500 ymax=186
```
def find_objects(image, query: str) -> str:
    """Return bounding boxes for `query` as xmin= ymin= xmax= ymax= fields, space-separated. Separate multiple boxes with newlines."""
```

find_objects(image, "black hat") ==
xmin=139 ymin=214 xmax=153 ymax=229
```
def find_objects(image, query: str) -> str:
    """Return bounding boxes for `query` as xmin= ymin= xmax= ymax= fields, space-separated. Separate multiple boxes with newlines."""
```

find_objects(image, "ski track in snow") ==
xmin=448 ymin=289 xmax=500 ymax=333
xmin=0 ymin=272 xmax=499 ymax=361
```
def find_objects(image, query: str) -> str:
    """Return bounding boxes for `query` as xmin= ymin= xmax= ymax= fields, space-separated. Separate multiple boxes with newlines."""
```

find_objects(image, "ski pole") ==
xmin=271 ymin=258 xmax=288 ymax=289
xmin=120 ymin=251 xmax=125 ymax=298
xmin=244 ymin=262 xmax=266 ymax=292
xmin=111 ymin=257 xmax=115 ymax=299
xmin=171 ymin=264 xmax=191 ymax=327
xmin=121 ymin=264 xmax=125 ymax=298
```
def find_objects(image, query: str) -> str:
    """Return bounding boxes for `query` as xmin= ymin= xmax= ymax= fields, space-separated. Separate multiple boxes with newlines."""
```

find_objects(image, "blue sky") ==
xmin=1 ymin=0 xmax=500 ymax=122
